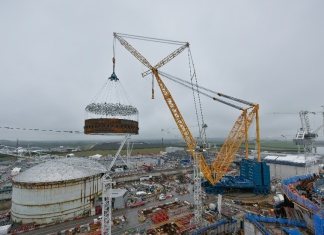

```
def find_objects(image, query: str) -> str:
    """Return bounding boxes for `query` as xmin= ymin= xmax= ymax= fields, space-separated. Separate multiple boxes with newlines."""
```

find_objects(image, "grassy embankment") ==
xmin=0 ymin=154 xmax=17 ymax=162
xmin=257 ymin=140 xmax=298 ymax=153
xmin=0 ymin=140 xmax=299 ymax=160
xmin=72 ymin=140 xmax=298 ymax=156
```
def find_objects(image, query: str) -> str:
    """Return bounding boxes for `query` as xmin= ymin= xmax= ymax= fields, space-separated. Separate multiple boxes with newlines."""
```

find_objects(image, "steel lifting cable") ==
xmin=115 ymin=33 xmax=186 ymax=46
xmin=187 ymin=48 xmax=202 ymax=138
xmin=111 ymin=37 xmax=119 ymax=104
xmin=90 ymin=37 xmax=117 ymax=104
xmin=113 ymin=37 xmax=137 ymax=110
xmin=119 ymin=81 xmax=138 ymax=110
xmin=90 ymin=80 xmax=109 ymax=103
xmin=102 ymin=80 xmax=111 ymax=104
xmin=189 ymin=48 xmax=207 ymax=142
xmin=159 ymin=71 xmax=252 ymax=107
xmin=87 ymin=35 xmax=139 ymax=118
xmin=115 ymin=80 xmax=121 ymax=104
xmin=113 ymin=36 xmax=116 ymax=60
xmin=111 ymin=35 xmax=138 ymax=108
xmin=158 ymin=71 xmax=247 ymax=110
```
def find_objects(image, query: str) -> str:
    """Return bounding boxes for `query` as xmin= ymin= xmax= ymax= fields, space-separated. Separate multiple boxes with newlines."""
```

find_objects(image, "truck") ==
xmin=115 ymin=168 xmax=124 ymax=172
xmin=135 ymin=191 xmax=147 ymax=196
xmin=130 ymin=201 xmax=145 ymax=208
xmin=158 ymin=194 xmax=166 ymax=201
xmin=139 ymin=175 xmax=152 ymax=181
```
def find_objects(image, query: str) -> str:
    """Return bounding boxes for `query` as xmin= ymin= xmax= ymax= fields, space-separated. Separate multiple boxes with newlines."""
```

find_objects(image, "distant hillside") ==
xmin=2 ymin=137 xmax=315 ymax=153
xmin=0 ymin=139 xmax=97 ymax=148
xmin=89 ymin=141 xmax=186 ymax=151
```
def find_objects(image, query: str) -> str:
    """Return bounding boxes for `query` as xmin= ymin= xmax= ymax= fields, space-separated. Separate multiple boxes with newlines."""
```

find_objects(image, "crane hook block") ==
xmin=108 ymin=72 xmax=118 ymax=81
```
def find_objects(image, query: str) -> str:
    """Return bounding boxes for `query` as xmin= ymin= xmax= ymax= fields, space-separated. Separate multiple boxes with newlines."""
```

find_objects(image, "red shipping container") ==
xmin=95 ymin=205 xmax=102 ymax=215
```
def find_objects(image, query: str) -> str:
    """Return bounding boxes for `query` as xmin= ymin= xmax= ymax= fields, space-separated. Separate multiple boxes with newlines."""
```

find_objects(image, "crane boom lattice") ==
xmin=113 ymin=32 xmax=261 ymax=186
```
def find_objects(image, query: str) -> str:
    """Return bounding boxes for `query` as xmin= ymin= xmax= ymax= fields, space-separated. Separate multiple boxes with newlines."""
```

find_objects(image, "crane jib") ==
xmin=158 ymin=70 xmax=254 ymax=110
xmin=113 ymin=32 xmax=262 ymax=186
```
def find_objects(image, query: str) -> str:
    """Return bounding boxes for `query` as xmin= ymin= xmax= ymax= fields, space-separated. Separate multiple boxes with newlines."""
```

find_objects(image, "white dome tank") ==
xmin=11 ymin=158 xmax=106 ymax=225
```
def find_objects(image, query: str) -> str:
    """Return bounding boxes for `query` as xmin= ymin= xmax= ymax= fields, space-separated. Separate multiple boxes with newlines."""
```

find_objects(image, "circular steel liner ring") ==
xmin=84 ymin=118 xmax=139 ymax=135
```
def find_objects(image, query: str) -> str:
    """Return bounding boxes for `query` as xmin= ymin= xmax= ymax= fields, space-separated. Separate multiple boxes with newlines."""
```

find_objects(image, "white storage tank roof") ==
xmin=13 ymin=157 xmax=107 ymax=183
xmin=264 ymin=154 xmax=321 ymax=165
xmin=11 ymin=157 xmax=106 ymax=224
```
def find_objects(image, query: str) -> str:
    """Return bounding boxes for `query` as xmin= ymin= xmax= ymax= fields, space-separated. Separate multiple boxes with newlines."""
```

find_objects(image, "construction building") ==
xmin=110 ymin=188 xmax=129 ymax=209
xmin=264 ymin=153 xmax=323 ymax=179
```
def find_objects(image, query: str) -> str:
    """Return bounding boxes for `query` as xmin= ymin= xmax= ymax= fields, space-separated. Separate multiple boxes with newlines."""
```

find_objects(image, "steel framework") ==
xmin=101 ymin=175 xmax=113 ymax=235
xmin=193 ymin=151 xmax=202 ymax=226
xmin=292 ymin=109 xmax=324 ymax=174
xmin=101 ymin=133 xmax=131 ymax=235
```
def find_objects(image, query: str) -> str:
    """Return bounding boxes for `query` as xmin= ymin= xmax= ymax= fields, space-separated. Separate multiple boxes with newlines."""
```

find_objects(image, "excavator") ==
xmin=112 ymin=32 xmax=261 ymax=186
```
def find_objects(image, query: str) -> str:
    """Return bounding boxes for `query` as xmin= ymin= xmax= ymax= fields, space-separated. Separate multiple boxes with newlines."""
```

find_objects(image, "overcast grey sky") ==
xmin=1 ymin=1 xmax=324 ymax=142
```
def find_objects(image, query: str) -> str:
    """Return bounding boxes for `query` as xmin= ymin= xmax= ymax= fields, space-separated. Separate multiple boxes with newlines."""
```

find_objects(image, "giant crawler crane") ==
xmin=111 ymin=32 xmax=261 ymax=232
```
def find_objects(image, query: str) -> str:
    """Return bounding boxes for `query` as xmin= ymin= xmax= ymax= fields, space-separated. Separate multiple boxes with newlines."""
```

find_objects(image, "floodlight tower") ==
xmin=84 ymin=57 xmax=139 ymax=235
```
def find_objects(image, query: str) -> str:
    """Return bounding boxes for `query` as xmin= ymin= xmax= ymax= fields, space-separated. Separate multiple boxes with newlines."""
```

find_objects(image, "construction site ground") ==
xmin=21 ymin=171 xmax=277 ymax=235
xmin=223 ymin=191 xmax=275 ymax=204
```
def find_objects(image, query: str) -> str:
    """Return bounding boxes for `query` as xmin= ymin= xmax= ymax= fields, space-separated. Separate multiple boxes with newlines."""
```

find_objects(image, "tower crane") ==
xmin=101 ymin=134 xmax=131 ymax=235
xmin=113 ymin=32 xmax=261 ymax=229
xmin=270 ymin=108 xmax=324 ymax=174
xmin=293 ymin=110 xmax=324 ymax=154
xmin=271 ymin=109 xmax=324 ymax=155
xmin=293 ymin=109 xmax=324 ymax=174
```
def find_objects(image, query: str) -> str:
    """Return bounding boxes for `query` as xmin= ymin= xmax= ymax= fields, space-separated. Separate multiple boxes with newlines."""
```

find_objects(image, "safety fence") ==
xmin=10 ymin=223 xmax=35 ymax=234
xmin=245 ymin=214 xmax=306 ymax=235
xmin=190 ymin=218 xmax=236 ymax=235
xmin=0 ymin=210 xmax=10 ymax=219
xmin=46 ymin=220 xmax=101 ymax=235
xmin=313 ymin=178 xmax=324 ymax=195
xmin=281 ymin=174 xmax=324 ymax=235
xmin=9 ymin=215 xmax=92 ymax=234
xmin=314 ymin=214 xmax=324 ymax=235
xmin=246 ymin=214 xmax=306 ymax=227
xmin=281 ymin=174 xmax=324 ymax=216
